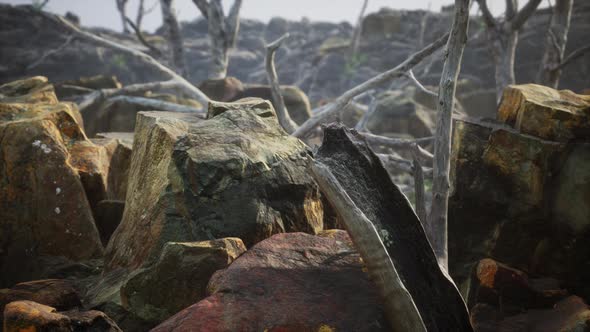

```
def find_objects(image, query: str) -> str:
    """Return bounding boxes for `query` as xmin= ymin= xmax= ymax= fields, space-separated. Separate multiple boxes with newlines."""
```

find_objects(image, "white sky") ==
xmin=2 ymin=0 xmax=547 ymax=32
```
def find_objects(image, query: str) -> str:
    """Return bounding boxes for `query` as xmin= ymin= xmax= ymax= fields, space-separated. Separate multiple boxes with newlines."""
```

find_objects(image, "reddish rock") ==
xmin=0 ymin=279 xmax=81 ymax=312
xmin=152 ymin=231 xmax=389 ymax=332
xmin=198 ymin=76 xmax=244 ymax=102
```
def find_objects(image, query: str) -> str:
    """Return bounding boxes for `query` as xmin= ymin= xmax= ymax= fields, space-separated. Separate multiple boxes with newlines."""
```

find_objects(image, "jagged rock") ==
xmin=152 ymin=231 xmax=390 ymax=332
xmin=91 ymin=133 xmax=133 ymax=201
xmin=466 ymin=259 xmax=567 ymax=311
xmin=315 ymin=124 xmax=471 ymax=331
xmin=498 ymin=84 xmax=590 ymax=142
xmin=105 ymin=99 xmax=325 ymax=271
xmin=197 ymin=76 xmax=244 ymax=102
xmin=3 ymin=300 xmax=121 ymax=332
xmin=0 ymin=77 xmax=103 ymax=287
xmin=0 ymin=279 xmax=81 ymax=327
xmin=230 ymin=84 xmax=312 ymax=124
xmin=121 ymin=238 xmax=246 ymax=324
xmin=449 ymin=117 xmax=590 ymax=299
xmin=471 ymin=296 xmax=590 ymax=332
xmin=367 ymin=90 xmax=435 ymax=137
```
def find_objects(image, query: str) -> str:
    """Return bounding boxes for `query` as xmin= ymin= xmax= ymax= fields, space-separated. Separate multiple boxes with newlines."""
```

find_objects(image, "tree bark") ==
xmin=428 ymin=0 xmax=471 ymax=271
xmin=537 ymin=0 xmax=573 ymax=88
xmin=160 ymin=0 xmax=188 ymax=77
xmin=490 ymin=28 xmax=518 ymax=102
xmin=206 ymin=0 xmax=242 ymax=79
xmin=116 ymin=0 xmax=130 ymax=33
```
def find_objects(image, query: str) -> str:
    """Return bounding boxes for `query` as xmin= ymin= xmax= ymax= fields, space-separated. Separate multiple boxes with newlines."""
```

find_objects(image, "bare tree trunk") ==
xmin=160 ymin=0 xmax=188 ymax=77
xmin=537 ymin=0 xmax=573 ymax=88
xmin=136 ymin=0 xmax=146 ymax=30
xmin=116 ymin=0 xmax=130 ymax=33
xmin=350 ymin=0 xmax=369 ymax=58
xmin=206 ymin=0 xmax=242 ymax=79
xmin=490 ymin=29 xmax=518 ymax=102
xmin=266 ymin=33 xmax=298 ymax=133
xmin=428 ymin=0 xmax=471 ymax=271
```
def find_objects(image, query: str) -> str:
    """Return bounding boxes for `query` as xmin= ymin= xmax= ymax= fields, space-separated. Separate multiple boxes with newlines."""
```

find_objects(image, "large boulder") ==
xmin=105 ymin=99 xmax=326 ymax=271
xmin=3 ymin=300 xmax=121 ymax=332
xmin=449 ymin=85 xmax=590 ymax=300
xmin=498 ymin=84 xmax=590 ymax=142
xmin=121 ymin=238 xmax=246 ymax=324
xmin=152 ymin=231 xmax=390 ymax=332
xmin=0 ymin=77 xmax=103 ymax=287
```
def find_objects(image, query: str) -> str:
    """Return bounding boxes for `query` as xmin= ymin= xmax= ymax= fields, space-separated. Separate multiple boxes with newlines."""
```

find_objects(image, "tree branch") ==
xmin=42 ymin=12 xmax=210 ymax=106
xmin=310 ymin=162 xmax=427 ymax=332
xmin=428 ymin=0 xmax=470 ymax=270
xmin=292 ymin=32 xmax=449 ymax=138
xmin=350 ymin=0 xmax=369 ymax=57
xmin=27 ymin=34 xmax=74 ymax=70
xmin=406 ymin=70 xmax=438 ymax=97
xmin=377 ymin=154 xmax=433 ymax=177
xmin=225 ymin=0 xmax=242 ymax=47
xmin=475 ymin=0 xmax=497 ymax=27
xmin=265 ymin=33 xmax=298 ymax=134
xmin=101 ymin=95 xmax=205 ymax=114
xmin=412 ymin=144 xmax=428 ymax=224
xmin=511 ymin=0 xmax=543 ymax=31
xmin=554 ymin=43 xmax=590 ymax=70
xmin=160 ymin=0 xmax=188 ymax=77
xmin=124 ymin=16 xmax=162 ymax=57
xmin=192 ymin=0 xmax=209 ymax=19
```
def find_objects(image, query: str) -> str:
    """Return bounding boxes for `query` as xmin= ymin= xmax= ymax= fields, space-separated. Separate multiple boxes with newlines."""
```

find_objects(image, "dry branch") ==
xmin=310 ymin=162 xmax=427 ymax=332
xmin=27 ymin=35 xmax=74 ymax=70
xmin=102 ymin=95 xmax=205 ymax=114
xmin=412 ymin=144 xmax=427 ymax=223
xmin=428 ymin=0 xmax=471 ymax=270
xmin=265 ymin=33 xmax=298 ymax=133
xmin=378 ymin=154 xmax=433 ymax=177
xmin=537 ymin=0 xmax=573 ymax=88
xmin=42 ymin=12 xmax=210 ymax=107
xmin=124 ymin=16 xmax=162 ymax=57
xmin=554 ymin=43 xmax=590 ymax=71
xmin=292 ymin=32 xmax=449 ymax=138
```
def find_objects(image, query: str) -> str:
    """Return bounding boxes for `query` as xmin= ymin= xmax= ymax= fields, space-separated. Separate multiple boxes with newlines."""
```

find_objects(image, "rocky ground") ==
xmin=1 ymin=2 xmax=590 ymax=332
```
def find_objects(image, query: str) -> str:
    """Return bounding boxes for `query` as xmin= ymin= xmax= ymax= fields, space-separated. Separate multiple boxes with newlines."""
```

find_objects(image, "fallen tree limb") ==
xmin=311 ymin=161 xmax=427 ymax=332
xmin=101 ymin=95 xmax=206 ymax=114
xmin=292 ymin=32 xmax=449 ymax=138
xmin=362 ymin=132 xmax=434 ymax=165
xmin=265 ymin=33 xmax=298 ymax=133
xmin=42 ymin=12 xmax=210 ymax=106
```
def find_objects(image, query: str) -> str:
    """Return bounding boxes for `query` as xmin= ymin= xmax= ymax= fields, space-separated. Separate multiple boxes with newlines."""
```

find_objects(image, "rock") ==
xmin=0 ymin=77 xmax=103 ymax=287
xmin=458 ymin=89 xmax=497 ymax=119
xmin=105 ymin=99 xmax=325 ymax=271
xmin=121 ymin=238 xmax=246 ymax=324
xmin=0 ymin=279 xmax=81 ymax=327
xmin=3 ymin=300 xmax=121 ymax=332
xmin=197 ymin=76 xmax=244 ymax=102
xmin=265 ymin=17 xmax=290 ymax=42
xmin=449 ymin=118 xmax=590 ymax=299
xmin=314 ymin=124 xmax=471 ymax=331
xmin=471 ymin=296 xmax=590 ymax=332
xmin=230 ymin=84 xmax=312 ymax=125
xmin=152 ymin=231 xmax=390 ymax=332
xmin=498 ymin=84 xmax=590 ymax=142
xmin=361 ymin=8 xmax=402 ymax=40
xmin=91 ymin=133 xmax=133 ymax=201
xmin=466 ymin=259 xmax=567 ymax=312
xmin=94 ymin=200 xmax=125 ymax=246
xmin=366 ymin=90 xmax=435 ymax=137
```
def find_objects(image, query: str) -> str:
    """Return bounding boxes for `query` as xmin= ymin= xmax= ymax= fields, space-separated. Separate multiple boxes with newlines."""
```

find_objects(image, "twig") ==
xmin=42 ymin=12 xmax=210 ymax=106
xmin=124 ymin=16 xmax=162 ymax=57
xmin=27 ymin=35 xmax=74 ymax=70
xmin=377 ymin=154 xmax=433 ymax=177
xmin=292 ymin=32 xmax=450 ymax=138
xmin=361 ymin=132 xmax=434 ymax=165
xmin=406 ymin=70 xmax=437 ymax=97
xmin=553 ymin=43 xmax=590 ymax=70
xmin=265 ymin=33 xmax=298 ymax=133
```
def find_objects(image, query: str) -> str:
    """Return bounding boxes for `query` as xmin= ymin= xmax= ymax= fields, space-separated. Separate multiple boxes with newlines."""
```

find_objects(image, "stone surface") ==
xmin=315 ymin=124 xmax=471 ymax=331
xmin=121 ymin=238 xmax=246 ymax=324
xmin=105 ymin=99 xmax=325 ymax=271
xmin=0 ymin=77 xmax=103 ymax=287
xmin=152 ymin=231 xmax=390 ymax=332
xmin=498 ymin=84 xmax=590 ymax=142
xmin=231 ymin=84 xmax=312 ymax=125
xmin=3 ymin=300 xmax=121 ymax=332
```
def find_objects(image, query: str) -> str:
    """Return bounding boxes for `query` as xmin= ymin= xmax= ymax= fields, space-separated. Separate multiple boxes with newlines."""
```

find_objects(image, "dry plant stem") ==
xmin=265 ymin=33 xmax=298 ymax=134
xmin=407 ymin=70 xmax=437 ymax=97
xmin=412 ymin=144 xmax=428 ymax=227
xmin=428 ymin=0 xmax=471 ymax=271
xmin=103 ymin=95 xmax=205 ymax=114
xmin=45 ymin=13 xmax=210 ymax=107
xmin=78 ymin=80 xmax=183 ymax=112
xmin=310 ymin=162 xmax=427 ymax=332
xmin=27 ymin=35 xmax=74 ymax=70
xmin=292 ymin=32 xmax=449 ymax=138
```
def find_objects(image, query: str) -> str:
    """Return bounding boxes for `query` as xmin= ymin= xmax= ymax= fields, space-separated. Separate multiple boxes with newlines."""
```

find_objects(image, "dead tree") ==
xmin=475 ymin=0 xmax=543 ymax=101
xmin=536 ymin=0 xmax=573 ymax=88
xmin=135 ymin=0 xmax=158 ymax=31
xmin=428 ymin=0 xmax=471 ymax=270
xmin=193 ymin=0 xmax=243 ymax=79
xmin=115 ymin=0 xmax=130 ymax=33
xmin=350 ymin=0 xmax=369 ymax=59
xmin=160 ymin=0 xmax=188 ymax=77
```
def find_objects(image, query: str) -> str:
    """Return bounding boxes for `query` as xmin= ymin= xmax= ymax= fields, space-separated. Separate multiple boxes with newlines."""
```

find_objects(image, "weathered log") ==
xmin=314 ymin=124 xmax=472 ymax=332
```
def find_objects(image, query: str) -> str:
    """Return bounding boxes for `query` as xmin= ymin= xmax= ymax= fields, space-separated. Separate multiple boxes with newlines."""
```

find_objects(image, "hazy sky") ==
xmin=2 ymin=0 xmax=543 ymax=32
